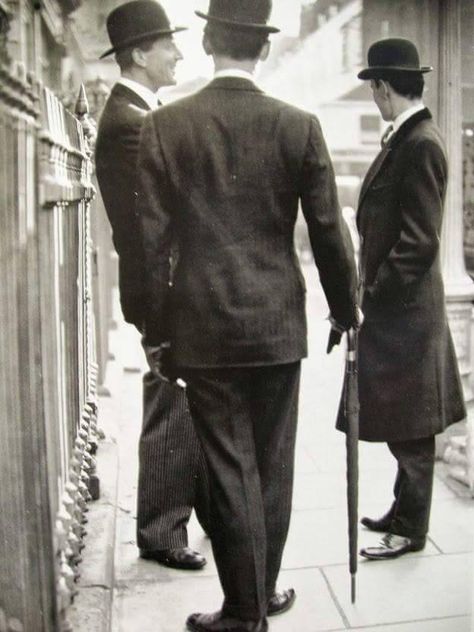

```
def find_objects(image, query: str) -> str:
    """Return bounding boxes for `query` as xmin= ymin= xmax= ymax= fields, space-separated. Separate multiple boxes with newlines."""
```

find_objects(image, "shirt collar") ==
xmin=213 ymin=68 xmax=256 ymax=84
xmin=392 ymin=103 xmax=425 ymax=133
xmin=117 ymin=77 xmax=159 ymax=110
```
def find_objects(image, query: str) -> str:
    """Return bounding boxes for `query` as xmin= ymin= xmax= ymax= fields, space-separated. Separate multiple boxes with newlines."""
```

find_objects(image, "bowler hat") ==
xmin=358 ymin=38 xmax=432 ymax=80
xmin=100 ymin=0 xmax=187 ymax=59
xmin=195 ymin=0 xmax=280 ymax=33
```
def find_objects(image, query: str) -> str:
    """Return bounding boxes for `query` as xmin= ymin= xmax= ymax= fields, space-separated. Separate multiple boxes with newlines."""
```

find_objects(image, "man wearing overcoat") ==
xmin=337 ymin=38 xmax=466 ymax=560
xmin=136 ymin=1 xmax=358 ymax=630
xmin=95 ymin=0 xmax=208 ymax=570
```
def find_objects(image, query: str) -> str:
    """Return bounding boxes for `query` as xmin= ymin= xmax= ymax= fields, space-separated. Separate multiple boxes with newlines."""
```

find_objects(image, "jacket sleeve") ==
xmin=95 ymin=107 xmax=147 ymax=329
xmin=370 ymin=138 xmax=446 ymax=299
xmin=299 ymin=115 xmax=357 ymax=328
xmin=136 ymin=112 xmax=173 ymax=345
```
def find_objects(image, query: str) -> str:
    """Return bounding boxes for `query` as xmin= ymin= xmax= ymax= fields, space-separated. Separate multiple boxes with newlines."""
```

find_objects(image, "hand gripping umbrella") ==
xmin=344 ymin=328 xmax=359 ymax=603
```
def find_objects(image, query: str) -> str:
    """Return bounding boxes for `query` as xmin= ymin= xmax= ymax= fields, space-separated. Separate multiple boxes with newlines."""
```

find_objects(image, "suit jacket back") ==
xmin=138 ymin=77 xmax=357 ymax=367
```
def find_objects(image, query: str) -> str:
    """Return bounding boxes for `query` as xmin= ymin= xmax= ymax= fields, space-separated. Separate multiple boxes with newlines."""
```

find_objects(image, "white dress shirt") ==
xmin=117 ymin=77 xmax=160 ymax=110
xmin=213 ymin=68 xmax=256 ymax=84
xmin=392 ymin=102 xmax=425 ymax=133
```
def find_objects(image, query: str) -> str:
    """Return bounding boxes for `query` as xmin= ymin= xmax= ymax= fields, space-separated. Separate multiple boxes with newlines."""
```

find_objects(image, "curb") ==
xmin=68 ymin=431 xmax=119 ymax=632
xmin=68 ymin=348 xmax=122 ymax=631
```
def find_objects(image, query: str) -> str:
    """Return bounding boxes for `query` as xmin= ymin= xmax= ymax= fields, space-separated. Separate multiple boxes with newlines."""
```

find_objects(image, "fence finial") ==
xmin=75 ymin=83 xmax=97 ymax=151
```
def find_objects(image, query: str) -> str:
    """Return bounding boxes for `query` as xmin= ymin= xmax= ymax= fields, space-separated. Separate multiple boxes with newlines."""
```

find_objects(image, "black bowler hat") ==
xmin=358 ymin=38 xmax=432 ymax=80
xmin=100 ymin=0 xmax=187 ymax=59
xmin=195 ymin=0 xmax=280 ymax=33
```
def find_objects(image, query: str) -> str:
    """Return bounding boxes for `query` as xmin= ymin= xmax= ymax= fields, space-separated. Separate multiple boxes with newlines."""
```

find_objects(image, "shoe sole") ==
xmin=267 ymin=591 xmax=296 ymax=616
xmin=158 ymin=559 xmax=207 ymax=570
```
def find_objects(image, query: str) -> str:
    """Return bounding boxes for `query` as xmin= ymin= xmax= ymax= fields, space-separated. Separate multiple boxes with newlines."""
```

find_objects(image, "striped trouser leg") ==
xmin=136 ymin=371 xmax=209 ymax=551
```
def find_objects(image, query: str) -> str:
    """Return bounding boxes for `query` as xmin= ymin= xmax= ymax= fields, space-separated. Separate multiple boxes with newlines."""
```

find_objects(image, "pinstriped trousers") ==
xmin=136 ymin=370 xmax=210 ymax=551
xmin=183 ymin=362 xmax=301 ymax=621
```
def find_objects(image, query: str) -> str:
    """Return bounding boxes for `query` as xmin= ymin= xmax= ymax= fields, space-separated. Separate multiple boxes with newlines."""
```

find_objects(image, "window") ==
xmin=360 ymin=114 xmax=381 ymax=144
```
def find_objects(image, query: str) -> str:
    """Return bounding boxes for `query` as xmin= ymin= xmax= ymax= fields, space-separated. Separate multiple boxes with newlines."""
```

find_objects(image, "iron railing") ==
xmin=0 ymin=56 xmax=99 ymax=632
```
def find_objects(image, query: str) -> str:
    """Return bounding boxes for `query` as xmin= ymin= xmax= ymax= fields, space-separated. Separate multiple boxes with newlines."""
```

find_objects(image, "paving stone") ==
xmin=324 ymin=553 xmax=473 ymax=628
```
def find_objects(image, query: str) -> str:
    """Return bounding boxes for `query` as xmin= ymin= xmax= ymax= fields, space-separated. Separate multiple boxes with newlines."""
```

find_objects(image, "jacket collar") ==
xmin=204 ymin=76 xmax=263 ymax=94
xmin=116 ymin=77 xmax=159 ymax=110
xmin=358 ymin=107 xmax=433 ymax=210
xmin=111 ymin=82 xmax=152 ymax=111
xmin=388 ymin=107 xmax=432 ymax=150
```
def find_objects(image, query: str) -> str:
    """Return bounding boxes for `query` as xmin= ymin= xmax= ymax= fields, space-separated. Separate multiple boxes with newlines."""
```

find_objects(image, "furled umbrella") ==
xmin=344 ymin=328 xmax=359 ymax=603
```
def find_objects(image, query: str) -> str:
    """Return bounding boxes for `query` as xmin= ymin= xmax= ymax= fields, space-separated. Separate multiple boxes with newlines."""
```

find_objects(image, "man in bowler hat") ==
xmin=337 ymin=38 xmax=466 ymax=560
xmin=136 ymin=1 xmax=358 ymax=629
xmin=95 ymin=0 xmax=209 ymax=571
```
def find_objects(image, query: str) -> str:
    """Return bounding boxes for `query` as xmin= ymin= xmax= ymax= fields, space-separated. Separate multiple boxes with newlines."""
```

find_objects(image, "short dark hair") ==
xmin=205 ymin=23 xmax=268 ymax=61
xmin=373 ymin=71 xmax=424 ymax=99
xmin=115 ymin=37 xmax=159 ymax=71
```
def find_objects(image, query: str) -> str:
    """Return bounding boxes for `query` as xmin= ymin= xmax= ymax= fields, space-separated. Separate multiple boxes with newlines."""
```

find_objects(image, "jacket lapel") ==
xmin=358 ymin=107 xmax=432 ymax=210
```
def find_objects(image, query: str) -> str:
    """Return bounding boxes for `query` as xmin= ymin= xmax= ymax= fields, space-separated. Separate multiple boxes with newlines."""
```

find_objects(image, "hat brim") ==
xmin=100 ymin=26 xmax=188 ymax=59
xmin=195 ymin=10 xmax=280 ymax=33
xmin=358 ymin=65 xmax=433 ymax=80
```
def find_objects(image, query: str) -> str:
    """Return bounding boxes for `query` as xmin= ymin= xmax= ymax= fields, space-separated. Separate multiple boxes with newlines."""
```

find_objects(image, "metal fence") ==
xmin=0 ymin=55 xmax=99 ymax=632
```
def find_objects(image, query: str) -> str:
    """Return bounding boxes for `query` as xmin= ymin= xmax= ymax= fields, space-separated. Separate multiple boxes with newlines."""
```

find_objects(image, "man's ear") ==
xmin=202 ymin=32 xmax=212 ymax=56
xmin=260 ymin=41 xmax=270 ymax=62
xmin=131 ymin=47 xmax=147 ymax=68
xmin=380 ymin=79 xmax=391 ymax=100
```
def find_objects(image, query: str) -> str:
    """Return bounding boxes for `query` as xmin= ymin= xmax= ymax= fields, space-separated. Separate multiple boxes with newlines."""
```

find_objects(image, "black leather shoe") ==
xmin=139 ymin=547 xmax=206 ymax=570
xmin=360 ymin=512 xmax=393 ymax=533
xmin=267 ymin=588 xmax=296 ymax=616
xmin=186 ymin=611 xmax=267 ymax=632
xmin=360 ymin=533 xmax=426 ymax=560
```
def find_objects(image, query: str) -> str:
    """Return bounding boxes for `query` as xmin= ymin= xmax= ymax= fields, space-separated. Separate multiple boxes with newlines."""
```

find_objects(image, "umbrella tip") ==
xmin=351 ymin=574 xmax=356 ymax=604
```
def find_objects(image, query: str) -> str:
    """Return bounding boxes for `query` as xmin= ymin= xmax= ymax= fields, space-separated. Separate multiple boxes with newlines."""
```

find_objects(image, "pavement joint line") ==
xmin=319 ymin=566 xmax=351 ymax=630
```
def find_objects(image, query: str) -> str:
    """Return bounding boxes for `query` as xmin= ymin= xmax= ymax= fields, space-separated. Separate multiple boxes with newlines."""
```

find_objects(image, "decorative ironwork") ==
xmin=0 ymin=54 xmax=100 ymax=629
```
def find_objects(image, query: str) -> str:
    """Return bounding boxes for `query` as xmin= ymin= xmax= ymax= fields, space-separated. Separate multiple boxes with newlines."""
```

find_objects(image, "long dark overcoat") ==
xmin=338 ymin=108 xmax=465 ymax=442
xmin=95 ymin=83 xmax=150 ymax=329
xmin=135 ymin=77 xmax=357 ymax=366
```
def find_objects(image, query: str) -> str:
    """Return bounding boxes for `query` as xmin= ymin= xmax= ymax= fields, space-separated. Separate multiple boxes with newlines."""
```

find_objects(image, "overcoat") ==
xmin=136 ymin=77 xmax=357 ymax=367
xmin=338 ymin=108 xmax=465 ymax=442
xmin=95 ymin=83 xmax=149 ymax=329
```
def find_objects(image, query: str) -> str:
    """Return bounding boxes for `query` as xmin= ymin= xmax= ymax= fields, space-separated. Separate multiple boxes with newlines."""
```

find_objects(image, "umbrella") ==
xmin=344 ymin=328 xmax=359 ymax=603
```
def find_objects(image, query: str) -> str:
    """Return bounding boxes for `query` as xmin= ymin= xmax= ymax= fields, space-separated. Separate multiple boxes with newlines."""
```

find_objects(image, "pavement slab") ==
xmin=78 ymin=270 xmax=474 ymax=632
xmin=324 ymin=552 xmax=473 ymax=628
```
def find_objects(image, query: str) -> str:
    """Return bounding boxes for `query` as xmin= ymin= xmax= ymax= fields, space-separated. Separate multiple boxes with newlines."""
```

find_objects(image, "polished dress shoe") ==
xmin=360 ymin=533 xmax=426 ymax=560
xmin=139 ymin=546 xmax=206 ymax=570
xmin=267 ymin=588 xmax=296 ymax=616
xmin=360 ymin=512 xmax=393 ymax=533
xmin=186 ymin=611 xmax=267 ymax=632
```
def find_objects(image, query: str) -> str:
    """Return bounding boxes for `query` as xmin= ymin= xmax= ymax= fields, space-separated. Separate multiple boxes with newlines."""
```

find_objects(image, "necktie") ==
xmin=380 ymin=124 xmax=394 ymax=147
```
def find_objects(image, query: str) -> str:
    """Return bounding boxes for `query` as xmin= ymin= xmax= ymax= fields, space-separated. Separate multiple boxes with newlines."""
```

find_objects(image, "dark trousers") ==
xmin=136 ymin=371 xmax=210 ymax=550
xmin=386 ymin=436 xmax=435 ymax=539
xmin=183 ymin=362 xmax=301 ymax=622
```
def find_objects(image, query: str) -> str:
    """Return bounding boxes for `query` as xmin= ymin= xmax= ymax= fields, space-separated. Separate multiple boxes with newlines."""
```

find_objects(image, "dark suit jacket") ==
xmin=137 ymin=77 xmax=357 ymax=367
xmin=95 ymin=83 xmax=151 ymax=329
xmin=337 ymin=108 xmax=465 ymax=441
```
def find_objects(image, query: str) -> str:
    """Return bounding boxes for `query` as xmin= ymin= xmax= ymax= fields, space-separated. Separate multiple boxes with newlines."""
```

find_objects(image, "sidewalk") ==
xmin=73 ymin=265 xmax=474 ymax=632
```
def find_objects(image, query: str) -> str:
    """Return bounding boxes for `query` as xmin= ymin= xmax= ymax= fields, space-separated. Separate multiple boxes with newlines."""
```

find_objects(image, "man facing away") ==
xmin=337 ymin=38 xmax=465 ymax=560
xmin=136 ymin=1 xmax=358 ymax=629
xmin=95 ymin=0 xmax=209 ymax=571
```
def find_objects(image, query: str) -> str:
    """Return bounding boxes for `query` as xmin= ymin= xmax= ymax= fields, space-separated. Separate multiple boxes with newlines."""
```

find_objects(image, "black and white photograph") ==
xmin=0 ymin=1 xmax=473 ymax=631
